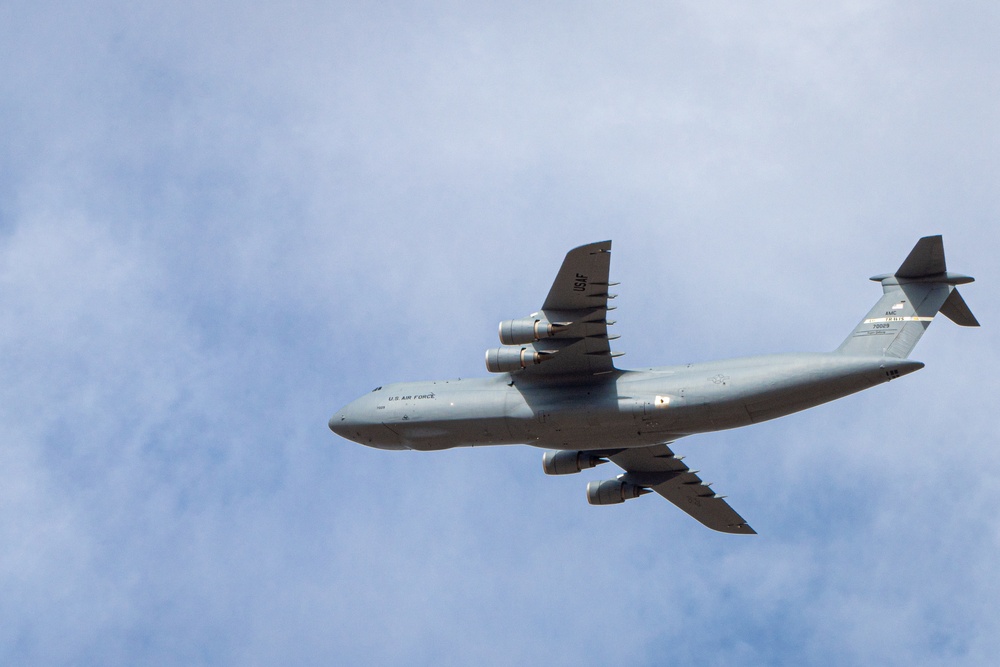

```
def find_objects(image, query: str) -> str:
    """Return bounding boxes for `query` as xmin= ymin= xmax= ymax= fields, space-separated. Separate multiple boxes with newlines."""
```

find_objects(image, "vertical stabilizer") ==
xmin=836 ymin=236 xmax=978 ymax=358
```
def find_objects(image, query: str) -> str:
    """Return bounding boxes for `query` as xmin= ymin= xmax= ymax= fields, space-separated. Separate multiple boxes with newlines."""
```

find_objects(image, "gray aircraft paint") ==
xmin=330 ymin=236 xmax=977 ymax=534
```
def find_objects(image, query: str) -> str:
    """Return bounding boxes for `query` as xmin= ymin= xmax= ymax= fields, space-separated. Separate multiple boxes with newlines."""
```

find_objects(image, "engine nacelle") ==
xmin=542 ymin=450 xmax=609 ymax=475
xmin=586 ymin=478 xmax=649 ymax=505
xmin=498 ymin=317 xmax=557 ymax=345
xmin=485 ymin=346 xmax=550 ymax=373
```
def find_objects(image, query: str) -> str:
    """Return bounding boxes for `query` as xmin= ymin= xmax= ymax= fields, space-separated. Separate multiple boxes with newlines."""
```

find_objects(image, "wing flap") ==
xmin=608 ymin=444 xmax=756 ymax=534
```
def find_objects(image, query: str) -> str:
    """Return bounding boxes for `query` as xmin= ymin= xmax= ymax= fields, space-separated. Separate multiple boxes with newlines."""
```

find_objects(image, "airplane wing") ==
xmin=608 ymin=444 xmax=756 ymax=534
xmin=492 ymin=240 xmax=622 ymax=378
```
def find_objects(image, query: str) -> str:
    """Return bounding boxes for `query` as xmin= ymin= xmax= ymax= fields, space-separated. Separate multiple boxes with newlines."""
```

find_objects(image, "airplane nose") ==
xmin=329 ymin=408 xmax=354 ymax=438
xmin=329 ymin=398 xmax=409 ymax=450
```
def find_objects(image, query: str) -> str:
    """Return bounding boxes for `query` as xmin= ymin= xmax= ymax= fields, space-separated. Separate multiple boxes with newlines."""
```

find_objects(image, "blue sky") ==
xmin=2 ymin=2 xmax=998 ymax=665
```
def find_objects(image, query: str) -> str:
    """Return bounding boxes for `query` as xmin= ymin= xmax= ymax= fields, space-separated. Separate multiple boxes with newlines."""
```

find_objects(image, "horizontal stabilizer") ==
xmin=940 ymin=288 xmax=980 ymax=327
xmin=896 ymin=234 xmax=946 ymax=278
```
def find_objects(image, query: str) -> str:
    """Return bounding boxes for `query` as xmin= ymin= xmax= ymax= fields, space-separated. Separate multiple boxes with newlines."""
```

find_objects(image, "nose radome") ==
xmin=329 ymin=408 xmax=354 ymax=438
xmin=328 ymin=398 xmax=408 ymax=450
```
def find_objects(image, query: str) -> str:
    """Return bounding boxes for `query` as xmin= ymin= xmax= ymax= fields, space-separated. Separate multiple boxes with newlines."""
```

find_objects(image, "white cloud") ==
xmin=1 ymin=1 xmax=998 ymax=664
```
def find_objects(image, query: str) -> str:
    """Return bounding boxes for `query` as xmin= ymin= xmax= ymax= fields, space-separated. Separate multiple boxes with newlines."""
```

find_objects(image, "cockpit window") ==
xmin=371 ymin=386 xmax=382 ymax=392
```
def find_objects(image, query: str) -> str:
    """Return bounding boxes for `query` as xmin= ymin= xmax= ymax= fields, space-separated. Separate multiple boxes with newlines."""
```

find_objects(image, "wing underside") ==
xmin=522 ymin=240 xmax=620 ymax=377
xmin=607 ymin=444 xmax=755 ymax=534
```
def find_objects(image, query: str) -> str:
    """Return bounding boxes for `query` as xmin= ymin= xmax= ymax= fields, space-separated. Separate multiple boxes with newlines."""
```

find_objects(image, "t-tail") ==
xmin=836 ymin=235 xmax=979 ymax=359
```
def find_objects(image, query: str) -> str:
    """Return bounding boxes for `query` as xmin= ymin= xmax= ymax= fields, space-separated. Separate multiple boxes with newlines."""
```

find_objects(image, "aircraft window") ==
xmin=371 ymin=386 xmax=382 ymax=392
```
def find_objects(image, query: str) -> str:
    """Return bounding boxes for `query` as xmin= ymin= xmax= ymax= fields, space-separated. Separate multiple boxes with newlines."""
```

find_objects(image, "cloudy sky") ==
xmin=2 ymin=2 xmax=998 ymax=665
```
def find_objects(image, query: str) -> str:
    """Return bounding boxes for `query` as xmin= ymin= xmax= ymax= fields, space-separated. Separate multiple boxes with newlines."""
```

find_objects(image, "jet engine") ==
xmin=498 ymin=317 xmax=568 ymax=345
xmin=541 ymin=450 xmax=609 ymax=475
xmin=586 ymin=478 xmax=650 ymax=505
xmin=484 ymin=346 xmax=552 ymax=373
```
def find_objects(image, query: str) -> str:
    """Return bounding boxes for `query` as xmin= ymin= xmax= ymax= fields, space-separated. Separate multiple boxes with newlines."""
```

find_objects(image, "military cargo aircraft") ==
xmin=330 ymin=236 xmax=978 ymax=533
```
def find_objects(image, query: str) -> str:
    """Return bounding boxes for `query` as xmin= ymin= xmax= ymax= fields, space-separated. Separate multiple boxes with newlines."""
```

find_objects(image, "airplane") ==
xmin=329 ymin=236 xmax=978 ymax=533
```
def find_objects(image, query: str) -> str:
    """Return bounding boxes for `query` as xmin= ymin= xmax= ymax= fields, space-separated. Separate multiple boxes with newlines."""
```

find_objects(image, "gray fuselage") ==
xmin=330 ymin=353 xmax=922 ymax=452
